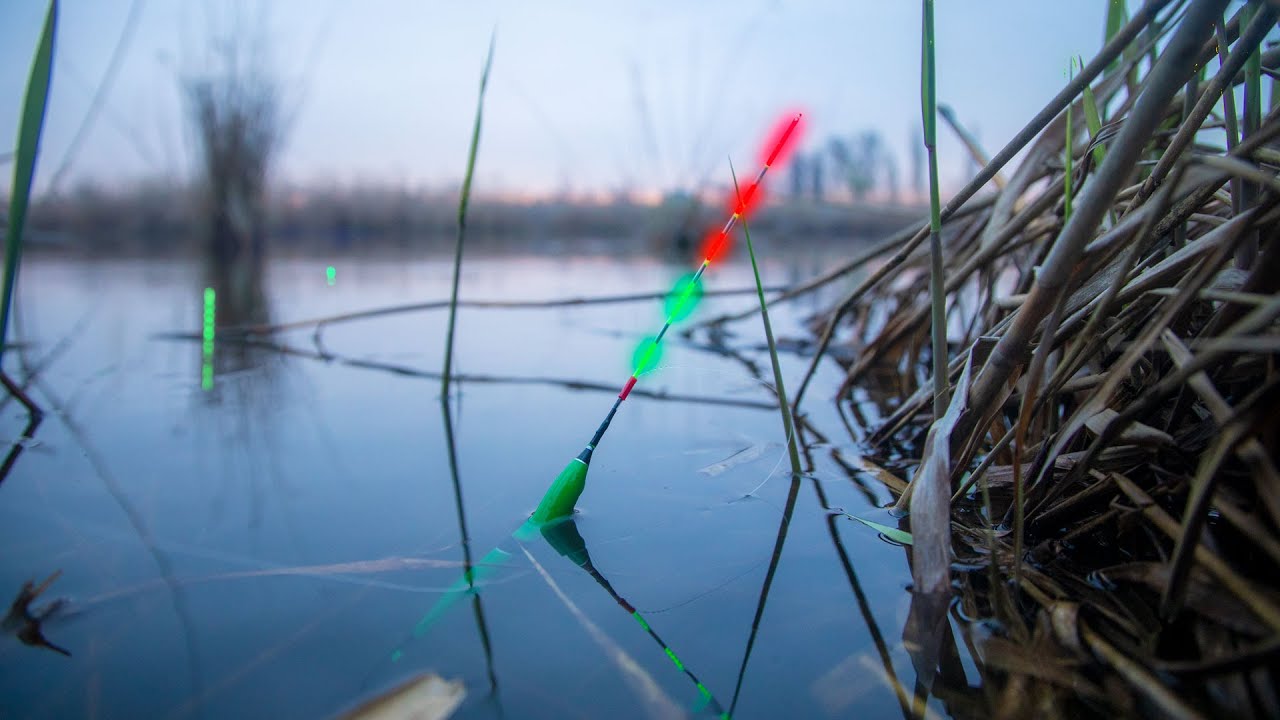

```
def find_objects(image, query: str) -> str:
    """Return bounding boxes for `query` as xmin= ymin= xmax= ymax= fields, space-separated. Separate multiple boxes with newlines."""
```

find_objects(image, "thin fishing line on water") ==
xmin=622 ymin=359 xmax=802 ymax=496
xmin=633 ymin=557 xmax=770 ymax=615
xmin=548 ymin=359 xmax=802 ymax=545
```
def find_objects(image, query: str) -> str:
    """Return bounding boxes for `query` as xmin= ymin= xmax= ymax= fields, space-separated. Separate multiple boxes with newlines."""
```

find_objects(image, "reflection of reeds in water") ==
xmin=203 ymin=248 xmax=273 ymax=386
xmin=727 ymin=470 xmax=802 ymax=717
xmin=522 ymin=519 xmax=723 ymax=716
xmin=719 ymin=173 xmax=812 ymax=709
xmin=182 ymin=34 xmax=292 ymax=542
xmin=439 ymin=399 xmax=501 ymax=700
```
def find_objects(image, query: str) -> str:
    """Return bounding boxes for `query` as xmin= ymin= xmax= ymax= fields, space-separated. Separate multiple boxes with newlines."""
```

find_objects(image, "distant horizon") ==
xmin=2 ymin=1 xmax=1202 ymax=199
xmin=20 ymin=170 xmax=936 ymax=209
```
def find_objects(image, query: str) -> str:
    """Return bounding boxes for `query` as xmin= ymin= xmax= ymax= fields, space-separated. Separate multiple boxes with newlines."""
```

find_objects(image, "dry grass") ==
xmin=705 ymin=2 xmax=1280 ymax=716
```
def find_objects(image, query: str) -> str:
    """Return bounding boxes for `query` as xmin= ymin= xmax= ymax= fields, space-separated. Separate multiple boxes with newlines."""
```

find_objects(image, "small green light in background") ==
xmin=326 ymin=266 xmax=336 ymax=286
xmin=201 ymin=287 xmax=216 ymax=391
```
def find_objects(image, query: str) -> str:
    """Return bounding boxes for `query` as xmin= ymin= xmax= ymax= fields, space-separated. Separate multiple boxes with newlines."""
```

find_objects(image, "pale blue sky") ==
xmin=1 ymin=1 xmax=1116 ymax=199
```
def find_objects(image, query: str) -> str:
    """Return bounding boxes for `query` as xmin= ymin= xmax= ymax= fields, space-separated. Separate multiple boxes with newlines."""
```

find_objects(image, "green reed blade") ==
xmin=2 ymin=0 xmax=57 ymax=367
xmin=442 ymin=33 xmax=495 ymax=397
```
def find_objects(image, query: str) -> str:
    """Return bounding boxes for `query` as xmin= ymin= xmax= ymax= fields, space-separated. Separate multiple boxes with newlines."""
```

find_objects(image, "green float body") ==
xmin=531 ymin=385 xmax=623 ymax=524
xmin=531 ymin=456 xmax=589 ymax=525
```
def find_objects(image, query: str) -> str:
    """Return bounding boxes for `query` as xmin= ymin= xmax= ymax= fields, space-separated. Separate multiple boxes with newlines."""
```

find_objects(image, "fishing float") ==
xmin=531 ymin=111 xmax=804 ymax=525
xmin=390 ymin=113 xmax=805 ymax=700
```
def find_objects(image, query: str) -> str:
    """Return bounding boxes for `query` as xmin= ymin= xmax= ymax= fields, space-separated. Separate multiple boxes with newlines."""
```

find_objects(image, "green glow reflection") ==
xmin=201 ymin=287 xmax=215 ymax=391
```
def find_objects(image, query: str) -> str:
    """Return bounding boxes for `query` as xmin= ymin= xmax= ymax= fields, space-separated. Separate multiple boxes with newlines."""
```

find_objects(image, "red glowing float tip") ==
xmin=757 ymin=111 xmax=805 ymax=169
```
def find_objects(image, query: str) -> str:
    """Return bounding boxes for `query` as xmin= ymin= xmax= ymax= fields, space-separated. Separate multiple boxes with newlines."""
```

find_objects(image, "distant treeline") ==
xmin=19 ymin=184 xmax=926 ymax=254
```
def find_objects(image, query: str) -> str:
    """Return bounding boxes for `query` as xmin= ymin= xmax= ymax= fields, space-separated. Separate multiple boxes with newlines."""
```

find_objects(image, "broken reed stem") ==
xmin=965 ymin=0 xmax=1226 ymax=444
xmin=790 ymin=0 xmax=1172 ymax=415
xmin=938 ymin=103 xmax=1006 ymax=189
xmin=1128 ymin=3 xmax=1277 ymax=212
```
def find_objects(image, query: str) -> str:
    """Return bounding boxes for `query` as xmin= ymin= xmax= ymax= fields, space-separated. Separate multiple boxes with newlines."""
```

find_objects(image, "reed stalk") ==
xmin=441 ymin=34 xmax=495 ymax=397
xmin=921 ymin=0 xmax=949 ymax=419
xmin=732 ymin=163 xmax=802 ymax=480
xmin=1 ymin=0 xmax=56 ymax=373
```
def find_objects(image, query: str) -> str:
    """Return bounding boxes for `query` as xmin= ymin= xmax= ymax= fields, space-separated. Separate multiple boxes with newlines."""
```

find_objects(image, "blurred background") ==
xmin=2 ymin=0 xmax=1103 ymax=251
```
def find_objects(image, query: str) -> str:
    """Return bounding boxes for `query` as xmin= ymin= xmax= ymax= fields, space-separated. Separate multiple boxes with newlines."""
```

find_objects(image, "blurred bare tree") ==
xmin=184 ymin=41 xmax=280 ymax=267
xmin=183 ymin=7 xmax=283 ymax=395
xmin=826 ymin=130 xmax=896 ymax=202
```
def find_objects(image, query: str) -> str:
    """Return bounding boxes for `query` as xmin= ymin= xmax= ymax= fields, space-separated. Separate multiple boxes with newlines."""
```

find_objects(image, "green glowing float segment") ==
xmin=531 ymin=458 xmax=588 ymax=525
xmin=663 ymin=273 xmax=703 ymax=322
xmin=632 ymin=337 xmax=662 ymax=376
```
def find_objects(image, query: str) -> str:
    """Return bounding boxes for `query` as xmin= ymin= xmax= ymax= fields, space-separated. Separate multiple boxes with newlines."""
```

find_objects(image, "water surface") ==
xmin=0 ymin=244 xmax=965 ymax=718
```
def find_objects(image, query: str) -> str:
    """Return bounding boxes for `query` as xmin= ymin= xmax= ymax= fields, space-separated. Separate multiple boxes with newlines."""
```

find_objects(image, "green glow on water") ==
xmin=631 ymin=337 xmax=661 ymax=376
xmin=326 ymin=265 xmax=336 ymax=286
xmin=663 ymin=273 xmax=703 ymax=322
xmin=201 ymin=287 xmax=215 ymax=391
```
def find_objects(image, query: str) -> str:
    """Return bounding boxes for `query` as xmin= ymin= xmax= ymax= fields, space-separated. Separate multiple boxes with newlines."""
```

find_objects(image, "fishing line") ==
xmin=582 ymin=359 xmax=800 ymax=504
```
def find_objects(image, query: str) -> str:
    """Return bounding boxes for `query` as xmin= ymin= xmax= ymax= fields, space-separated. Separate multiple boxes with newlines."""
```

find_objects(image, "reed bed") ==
xmin=734 ymin=1 xmax=1280 ymax=716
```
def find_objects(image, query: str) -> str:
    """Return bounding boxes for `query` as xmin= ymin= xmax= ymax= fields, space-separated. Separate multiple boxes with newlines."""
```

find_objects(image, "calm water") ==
xmin=0 ymin=243 xmax=964 ymax=719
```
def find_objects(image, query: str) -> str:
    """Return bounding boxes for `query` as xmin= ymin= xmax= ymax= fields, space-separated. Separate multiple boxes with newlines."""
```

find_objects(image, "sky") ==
xmin=0 ymin=1 xmax=1113 ymax=200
